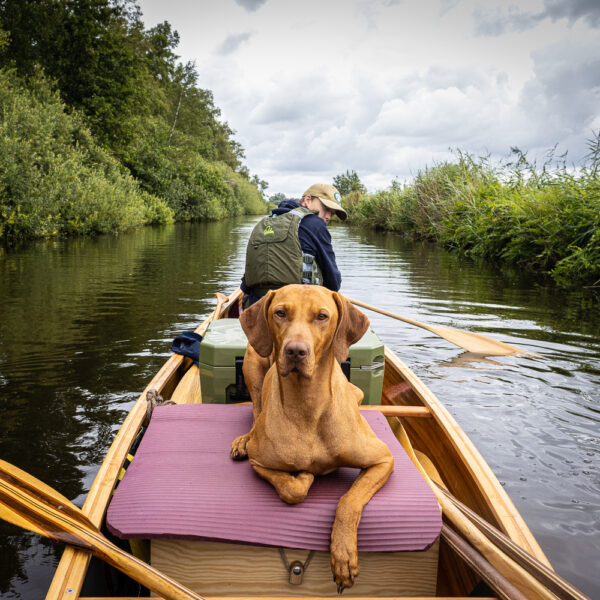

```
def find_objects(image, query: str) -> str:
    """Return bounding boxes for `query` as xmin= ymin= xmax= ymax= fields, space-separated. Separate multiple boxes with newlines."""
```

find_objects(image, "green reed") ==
xmin=345 ymin=136 xmax=600 ymax=288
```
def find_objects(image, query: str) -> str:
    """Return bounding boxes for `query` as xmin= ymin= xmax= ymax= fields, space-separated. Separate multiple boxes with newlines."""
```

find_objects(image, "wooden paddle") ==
xmin=434 ymin=483 xmax=591 ymax=600
xmin=393 ymin=423 xmax=590 ymax=600
xmin=347 ymin=297 xmax=528 ymax=356
xmin=0 ymin=460 xmax=205 ymax=600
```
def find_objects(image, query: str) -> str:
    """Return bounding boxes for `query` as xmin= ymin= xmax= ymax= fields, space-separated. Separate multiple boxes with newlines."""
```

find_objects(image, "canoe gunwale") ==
xmin=382 ymin=347 xmax=549 ymax=566
xmin=46 ymin=290 xmax=241 ymax=600
xmin=46 ymin=287 xmax=548 ymax=599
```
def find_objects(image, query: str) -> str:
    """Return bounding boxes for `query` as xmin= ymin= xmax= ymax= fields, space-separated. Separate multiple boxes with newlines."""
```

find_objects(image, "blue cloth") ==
xmin=171 ymin=331 xmax=203 ymax=365
xmin=241 ymin=200 xmax=342 ymax=303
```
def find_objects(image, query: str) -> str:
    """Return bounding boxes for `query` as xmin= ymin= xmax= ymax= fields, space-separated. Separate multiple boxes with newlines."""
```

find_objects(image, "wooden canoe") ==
xmin=45 ymin=287 xmax=561 ymax=600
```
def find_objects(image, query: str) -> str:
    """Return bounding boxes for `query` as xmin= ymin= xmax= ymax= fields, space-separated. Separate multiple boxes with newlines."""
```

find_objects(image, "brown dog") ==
xmin=230 ymin=285 xmax=394 ymax=592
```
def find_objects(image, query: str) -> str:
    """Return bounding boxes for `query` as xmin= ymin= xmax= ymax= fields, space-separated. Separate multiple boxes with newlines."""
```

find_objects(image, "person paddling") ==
xmin=241 ymin=183 xmax=346 ymax=308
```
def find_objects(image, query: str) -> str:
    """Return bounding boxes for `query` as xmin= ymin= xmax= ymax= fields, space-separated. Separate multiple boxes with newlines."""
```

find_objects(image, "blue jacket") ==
xmin=241 ymin=200 xmax=342 ymax=301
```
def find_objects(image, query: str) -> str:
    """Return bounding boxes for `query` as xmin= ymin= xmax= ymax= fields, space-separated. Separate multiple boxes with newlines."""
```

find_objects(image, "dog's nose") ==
xmin=284 ymin=341 xmax=309 ymax=362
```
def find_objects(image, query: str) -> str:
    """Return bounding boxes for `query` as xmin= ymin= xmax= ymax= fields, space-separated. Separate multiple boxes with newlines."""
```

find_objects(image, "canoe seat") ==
xmin=106 ymin=403 xmax=442 ymax=597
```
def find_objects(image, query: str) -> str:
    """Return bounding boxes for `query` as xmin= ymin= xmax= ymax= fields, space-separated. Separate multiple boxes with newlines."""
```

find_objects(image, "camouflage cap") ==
xmin=302 ymin=183 xmax=347 ymax=220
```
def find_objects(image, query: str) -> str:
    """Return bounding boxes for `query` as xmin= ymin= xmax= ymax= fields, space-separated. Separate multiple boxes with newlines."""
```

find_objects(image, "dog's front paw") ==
xmin=230 ymin=434 xmax=250 ymax=460
xmin=330 ymin=534 xmax=359 ymax=593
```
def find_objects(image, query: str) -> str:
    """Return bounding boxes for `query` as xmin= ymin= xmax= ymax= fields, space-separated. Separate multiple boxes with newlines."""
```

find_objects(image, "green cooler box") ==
xmin=198 ymin=319 xmax=385 ymax=405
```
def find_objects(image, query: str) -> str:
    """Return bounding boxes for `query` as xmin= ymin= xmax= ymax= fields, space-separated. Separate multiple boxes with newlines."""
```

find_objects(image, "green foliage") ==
xmin=0 ymin=68 xmax=172 ymax=243
xmin=0 ymin=0 xmax=155 ymax=151
xmin=268 ymin=192 xmax=287 ymax=205
xmin=347 ymin=138 xmax=600 ymax=288
xmin=0 ymin=20 xmax=9 ymax=50
xmin=124 ymin=117 xmax=265 ymax=221
xmin=333 ymin=169 xmax=367 ymax=195
xmin=0 ymin=0 xmax=268 ymax=241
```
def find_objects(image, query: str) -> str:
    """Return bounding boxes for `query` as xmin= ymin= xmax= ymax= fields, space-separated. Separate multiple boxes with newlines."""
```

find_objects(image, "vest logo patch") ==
xmin=264 ymin=224 xmax=275 ymax=235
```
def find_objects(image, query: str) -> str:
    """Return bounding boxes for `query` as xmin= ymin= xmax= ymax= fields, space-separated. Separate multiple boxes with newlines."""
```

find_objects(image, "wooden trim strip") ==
xmin=80 ymin=597 xmax=498 ymax=600
xmin=360 ymin=405 xmax=430 ymax=418
xmin=442 ymin=523 xmax=527 ymax=600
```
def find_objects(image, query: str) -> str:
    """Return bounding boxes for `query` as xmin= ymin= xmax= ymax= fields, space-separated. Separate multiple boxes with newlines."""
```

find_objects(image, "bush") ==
xmin=0 ymin=69 xmax=173 ymax=243
xmin=124 ymin=120 xmax=267 ymax=221
xmin=346 ymin=140 xmax=600 ymax=288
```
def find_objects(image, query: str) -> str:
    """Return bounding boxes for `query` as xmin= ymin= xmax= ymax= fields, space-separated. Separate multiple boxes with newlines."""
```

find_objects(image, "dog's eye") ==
xmin=317 ymin=313 xmax=329 ymax=321
xmin=274 ymin=309 xmax=286 ymax=318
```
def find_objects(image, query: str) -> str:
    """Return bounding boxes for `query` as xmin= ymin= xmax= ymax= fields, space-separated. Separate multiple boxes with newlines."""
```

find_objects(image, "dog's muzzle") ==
xmin=280 ymin=341 xmax=312 ymax=377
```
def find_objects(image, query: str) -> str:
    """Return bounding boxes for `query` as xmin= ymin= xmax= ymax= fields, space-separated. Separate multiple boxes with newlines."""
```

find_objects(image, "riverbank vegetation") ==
xmin=344 ymin=137 xmax=600 ymax=288
xmin=0 ymin=0 xmax=267 ymax=245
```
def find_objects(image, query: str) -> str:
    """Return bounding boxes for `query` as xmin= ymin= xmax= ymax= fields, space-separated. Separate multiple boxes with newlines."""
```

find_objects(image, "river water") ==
xmin=0 ymin=218 xmax=598 ymax=599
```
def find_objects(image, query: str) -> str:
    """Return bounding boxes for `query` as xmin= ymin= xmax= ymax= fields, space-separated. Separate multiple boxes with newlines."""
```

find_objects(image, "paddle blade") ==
xmin=347 ymin=297 xmax=531 ymax=356
xmin=431 ymin=325 xmax=527 ymax=356
xmin=0 ymin=460 xmax=94 ymax=550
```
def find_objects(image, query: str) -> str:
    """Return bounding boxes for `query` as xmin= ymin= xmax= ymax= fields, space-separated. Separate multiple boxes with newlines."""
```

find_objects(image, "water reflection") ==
xmin=0 ymin=219 xmax=598 ymax=599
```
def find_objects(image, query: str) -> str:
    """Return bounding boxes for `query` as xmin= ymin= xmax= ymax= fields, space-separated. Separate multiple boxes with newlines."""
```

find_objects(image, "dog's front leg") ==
xmin=249 ymin=459 xmax=315 ymax=505
xmin=330 ymin=456 xmax=394 ymax=592
xmin=231 ymin=349 xmax=272 ymax=460
xmin=243 ymin=344 xmax=271 ymax=420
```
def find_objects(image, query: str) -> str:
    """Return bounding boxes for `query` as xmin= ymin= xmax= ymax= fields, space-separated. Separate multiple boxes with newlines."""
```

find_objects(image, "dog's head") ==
xmin=240 ymin=285 xmax=369 ymax=378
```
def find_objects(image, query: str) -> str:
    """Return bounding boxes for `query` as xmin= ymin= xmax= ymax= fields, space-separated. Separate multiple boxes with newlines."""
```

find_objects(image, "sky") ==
xmin=137 ymin=0 xmax=600 ymax=197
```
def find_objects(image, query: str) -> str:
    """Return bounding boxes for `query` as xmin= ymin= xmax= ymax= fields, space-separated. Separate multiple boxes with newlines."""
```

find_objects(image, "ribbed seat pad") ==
xmin=106 ymin=404 xmax=441 ymax=552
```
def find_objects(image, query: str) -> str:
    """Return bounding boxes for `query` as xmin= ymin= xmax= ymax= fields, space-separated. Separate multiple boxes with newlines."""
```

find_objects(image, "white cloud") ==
xmin=137 ymin=0 xmax=600 ymax=196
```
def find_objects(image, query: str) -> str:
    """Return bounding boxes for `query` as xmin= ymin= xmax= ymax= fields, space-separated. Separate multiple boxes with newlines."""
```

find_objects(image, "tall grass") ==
xmin=345 ymin=137 xmax=600 ymax=288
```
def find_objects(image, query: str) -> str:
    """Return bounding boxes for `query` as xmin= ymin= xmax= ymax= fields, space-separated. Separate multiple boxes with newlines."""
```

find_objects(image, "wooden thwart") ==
xmin=235 ymin=402 xmax=431 ymax=418
xmin=361 ymin=405 xmax=430 ymax=417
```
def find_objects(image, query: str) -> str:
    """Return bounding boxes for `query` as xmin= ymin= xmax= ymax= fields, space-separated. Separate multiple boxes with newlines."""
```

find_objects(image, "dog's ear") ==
xmin=332 ymin=292 xmax=370 ymax=362
xmin=240 ymin=291 xmax=275 ymax=357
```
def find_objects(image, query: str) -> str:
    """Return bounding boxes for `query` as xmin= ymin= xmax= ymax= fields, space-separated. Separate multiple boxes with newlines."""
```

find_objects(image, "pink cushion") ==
xmin=106 ymin=404 xmax=441 ymax=552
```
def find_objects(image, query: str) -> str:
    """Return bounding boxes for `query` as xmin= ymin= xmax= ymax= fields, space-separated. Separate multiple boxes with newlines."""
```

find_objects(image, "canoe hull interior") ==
xmin=45 ymin=288 xmax=549 ymax=600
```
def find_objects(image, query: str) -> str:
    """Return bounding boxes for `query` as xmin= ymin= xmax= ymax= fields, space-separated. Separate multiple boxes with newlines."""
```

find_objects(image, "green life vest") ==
xmin=244 ymin=207 xmax=323 ymax=293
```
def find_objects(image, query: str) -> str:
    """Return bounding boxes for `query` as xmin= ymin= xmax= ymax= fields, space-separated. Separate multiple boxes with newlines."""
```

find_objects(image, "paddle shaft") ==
xmin=347 ymin=297 xmax=527 ymax=356
xmin=0 ymin=461 xmax=205 ymax=600
xmin=436 ymin=484 xmax=590 ymax=600
xmin=392 ymin=427 xmax=563 ymax=600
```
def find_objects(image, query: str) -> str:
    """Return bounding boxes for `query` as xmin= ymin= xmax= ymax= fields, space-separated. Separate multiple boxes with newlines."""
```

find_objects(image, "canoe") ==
xmin=45 ymin=287 xmax=564 ymax=600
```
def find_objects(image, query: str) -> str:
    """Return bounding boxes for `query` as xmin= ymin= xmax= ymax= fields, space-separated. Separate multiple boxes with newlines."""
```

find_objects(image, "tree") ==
xmin=333 ymin=170 xmax=366 ymax=195
xmin=0 ymin=0 xmax=266 ymax=222
xmin=0 ymin=0 xmax=153 ymax=151
xmin=251 ymin=174 xmax=268 ymax=198
xmin=269 ymin=192 xmax=287 ymax=205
